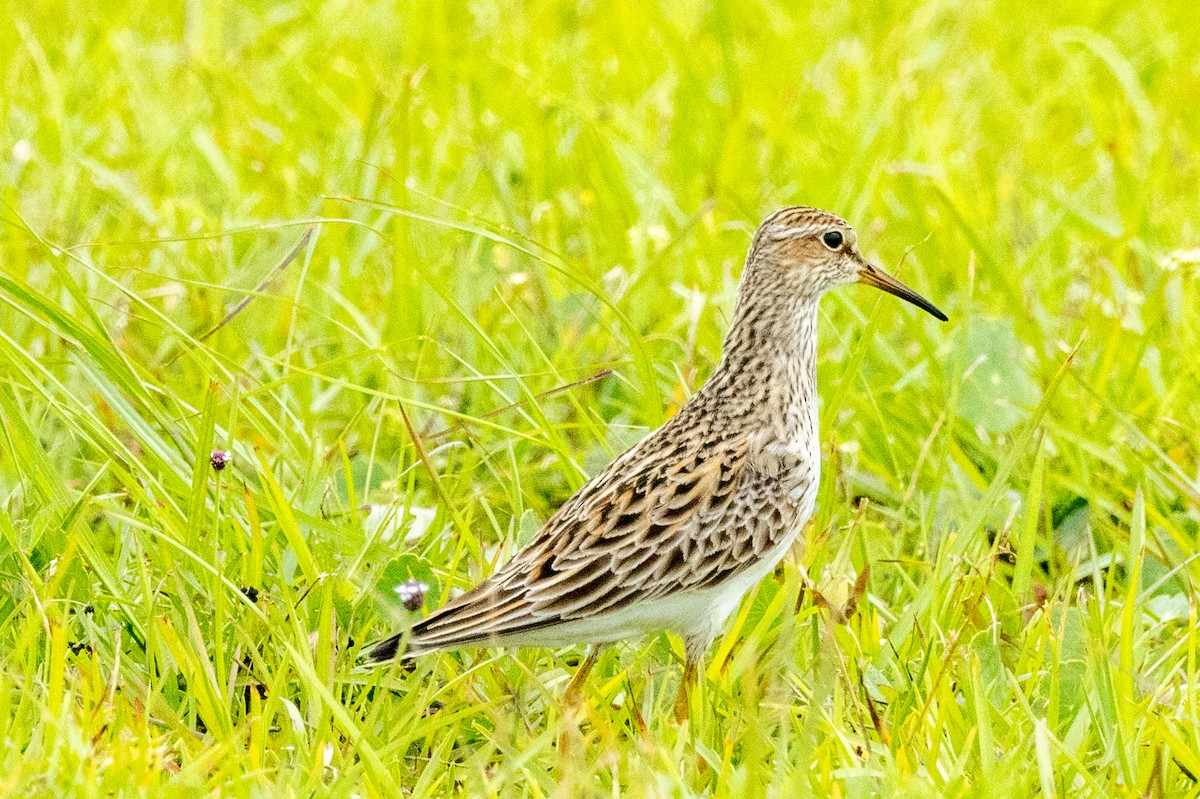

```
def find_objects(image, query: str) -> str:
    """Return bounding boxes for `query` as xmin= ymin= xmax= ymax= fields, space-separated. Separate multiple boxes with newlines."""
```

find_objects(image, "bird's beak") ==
xmin=857 ymin=262 xmax=948 ymax=322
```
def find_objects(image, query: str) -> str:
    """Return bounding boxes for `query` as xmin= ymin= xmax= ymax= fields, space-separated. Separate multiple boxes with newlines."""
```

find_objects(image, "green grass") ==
xmin=1 ymin=1 xmax=1199 ymax=795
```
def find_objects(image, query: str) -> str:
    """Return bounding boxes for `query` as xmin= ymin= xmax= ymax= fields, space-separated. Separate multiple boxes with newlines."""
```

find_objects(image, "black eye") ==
xmin=821 ymin=230 xmax=844 ymax=250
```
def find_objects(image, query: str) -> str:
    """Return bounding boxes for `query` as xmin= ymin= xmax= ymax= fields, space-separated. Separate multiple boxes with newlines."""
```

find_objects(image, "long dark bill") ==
xmin=858 ymin=263 xmax=948 ymax=322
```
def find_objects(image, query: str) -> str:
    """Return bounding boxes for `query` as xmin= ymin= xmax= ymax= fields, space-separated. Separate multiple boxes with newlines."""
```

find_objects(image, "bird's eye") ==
xmin=821 ymin=230 xmax=844 ymax=250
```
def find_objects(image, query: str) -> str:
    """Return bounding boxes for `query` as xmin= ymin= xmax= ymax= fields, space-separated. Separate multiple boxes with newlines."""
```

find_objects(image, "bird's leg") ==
xmin=673 ymin=634 xmax=711 ymax=724
xmin=562 ymin=645 xmax=602 ymax=708
xmin=672 ymin=652 xmax=705 ymax=724
xmin=673 ymin=658 xmax=698 ymax=724
xmin=558 ymin=646 xmax=604 ymax=761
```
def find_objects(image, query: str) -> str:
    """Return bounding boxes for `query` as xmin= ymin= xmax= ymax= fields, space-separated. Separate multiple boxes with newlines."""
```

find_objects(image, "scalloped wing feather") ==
xmin=380 ymin=421 xmax=760 ymax=656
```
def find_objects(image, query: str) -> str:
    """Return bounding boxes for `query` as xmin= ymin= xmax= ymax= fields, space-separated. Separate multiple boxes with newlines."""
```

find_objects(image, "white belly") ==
xmin=525 ymin=512 xmax=809 ymax=650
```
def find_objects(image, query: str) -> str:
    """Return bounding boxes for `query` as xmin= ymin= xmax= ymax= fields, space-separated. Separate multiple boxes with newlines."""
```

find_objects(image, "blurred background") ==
xmin=1 ymin=1 xmax=1198 ymax=794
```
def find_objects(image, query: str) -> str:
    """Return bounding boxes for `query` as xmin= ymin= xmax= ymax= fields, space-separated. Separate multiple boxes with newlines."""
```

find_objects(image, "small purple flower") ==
xmin=210 ymin=450 xmax=232 ymax=471
xmin=396 ymin=578 xmax=429 ymax=611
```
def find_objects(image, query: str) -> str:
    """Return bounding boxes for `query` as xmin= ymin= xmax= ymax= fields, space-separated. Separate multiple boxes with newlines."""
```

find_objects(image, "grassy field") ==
xmin=2 ymin=1 xmax=1199 ymax=796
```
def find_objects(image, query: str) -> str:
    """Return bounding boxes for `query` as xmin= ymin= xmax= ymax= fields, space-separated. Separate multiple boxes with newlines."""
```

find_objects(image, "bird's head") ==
xmin=748 ymin=206 xmax=948 ymax=321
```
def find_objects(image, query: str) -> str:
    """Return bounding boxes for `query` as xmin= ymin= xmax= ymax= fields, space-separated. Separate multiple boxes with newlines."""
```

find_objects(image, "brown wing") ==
xmin=375 ymin=417 xmax=755 ymax=657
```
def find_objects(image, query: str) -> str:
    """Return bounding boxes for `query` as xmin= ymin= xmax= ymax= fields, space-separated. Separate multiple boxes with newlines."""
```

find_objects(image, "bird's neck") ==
xmin=704 ymin=295 xmax=821 ymax=432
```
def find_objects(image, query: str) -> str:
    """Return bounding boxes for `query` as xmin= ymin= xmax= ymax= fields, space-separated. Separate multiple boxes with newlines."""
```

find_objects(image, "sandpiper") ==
xmin=366 ymin=206 xmax=947 ymax=721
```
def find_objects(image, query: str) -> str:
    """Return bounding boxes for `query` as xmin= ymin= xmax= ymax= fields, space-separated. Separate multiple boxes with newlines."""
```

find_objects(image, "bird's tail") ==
xmin=361 ymin=629 xmax=424 ymax=664
xmin=361 ymin=595 xmax=460 ymax=664
xmin=362 ymin=579 xmax=560 ymax=664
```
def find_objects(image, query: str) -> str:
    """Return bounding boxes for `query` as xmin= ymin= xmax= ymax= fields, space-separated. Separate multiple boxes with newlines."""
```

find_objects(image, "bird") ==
xmin=365 ymin=206 xmax=947 ymax=722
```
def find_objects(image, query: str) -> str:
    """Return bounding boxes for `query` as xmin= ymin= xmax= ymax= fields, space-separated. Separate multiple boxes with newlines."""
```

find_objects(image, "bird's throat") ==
xmin=707 ymin=298 xmax=821 ymax=426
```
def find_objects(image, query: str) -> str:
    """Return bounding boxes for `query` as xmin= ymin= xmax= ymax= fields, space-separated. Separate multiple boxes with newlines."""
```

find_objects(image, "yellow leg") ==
xmin=562 ymin=645 xmax=602 ymax=708
xmin=673 ymin=658 xmax=698 ymax=724
xmin=558 ymin=646 xmax=603 ymax=761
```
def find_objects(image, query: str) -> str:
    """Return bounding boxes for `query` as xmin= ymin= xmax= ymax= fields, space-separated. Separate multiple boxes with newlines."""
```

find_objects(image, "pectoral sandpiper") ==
xmin=366 ymin=206 xmax=947 ymax=721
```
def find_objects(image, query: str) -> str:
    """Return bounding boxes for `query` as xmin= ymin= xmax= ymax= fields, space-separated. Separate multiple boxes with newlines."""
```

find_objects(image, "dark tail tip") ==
xmin=362 ymin=632 xmax=406 ymax=665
